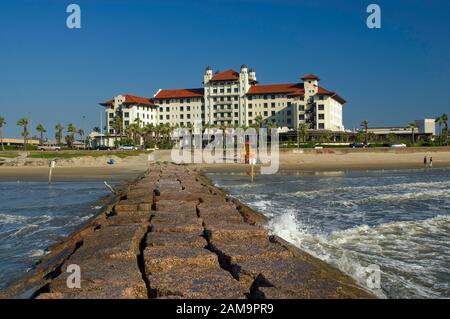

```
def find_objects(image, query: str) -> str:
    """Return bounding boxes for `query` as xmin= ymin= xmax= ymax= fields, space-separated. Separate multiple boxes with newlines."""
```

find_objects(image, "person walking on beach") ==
xmin=424 ymin=156 xmax=427 ymax=167
xmin=429 ymin=157 xmax=433 ymax=168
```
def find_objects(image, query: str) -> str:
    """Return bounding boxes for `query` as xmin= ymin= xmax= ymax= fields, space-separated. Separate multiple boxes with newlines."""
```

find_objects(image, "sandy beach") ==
xmin=0 ymin=153 xmax=150 ymax=181
xmin=154 ymin=147 xmax=450 ymax=173
xmin=1 ymin=148 xmax=450 ymax=181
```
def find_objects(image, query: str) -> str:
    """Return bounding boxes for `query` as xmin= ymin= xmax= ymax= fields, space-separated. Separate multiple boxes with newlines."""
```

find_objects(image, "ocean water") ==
xmin=0 ymin=181 xmax=111 ymax=289
xmin=209 ymin=168 xmax=450 ymax=299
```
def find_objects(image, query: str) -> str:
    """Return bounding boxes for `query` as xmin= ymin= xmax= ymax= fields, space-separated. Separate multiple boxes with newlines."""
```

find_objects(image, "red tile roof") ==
xmin=154 ymin=88 xmax=204 ymax=99
xmin=210 ymin=69 xmax=240 ymax=81
xmin=99 ymin=95 xmax=157 ymax=107
xmin=247 ymin=82 xmax=346 ymax=104
xmin=301 ymin=74 xmax=321 ymax=81
xmin=247 ymin=83 xmax=304 ymax=95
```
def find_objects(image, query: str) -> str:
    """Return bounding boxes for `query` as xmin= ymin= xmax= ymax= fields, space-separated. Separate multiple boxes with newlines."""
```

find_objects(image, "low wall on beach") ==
xmin=0 ymin=164 xmax=375 ymax=299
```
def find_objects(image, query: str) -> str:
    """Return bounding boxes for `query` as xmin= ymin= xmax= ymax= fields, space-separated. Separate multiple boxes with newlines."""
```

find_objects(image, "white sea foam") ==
xmin=267 ymin=212 xmax=450 ymax=298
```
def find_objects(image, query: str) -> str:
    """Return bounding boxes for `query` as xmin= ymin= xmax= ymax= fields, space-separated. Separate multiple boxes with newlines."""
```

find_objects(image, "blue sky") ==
xmin=1 ymin=0 xmax=449 ymax=138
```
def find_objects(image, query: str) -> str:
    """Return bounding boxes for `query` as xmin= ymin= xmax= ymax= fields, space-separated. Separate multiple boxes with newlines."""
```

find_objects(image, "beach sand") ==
xmin=154 ymin=148 xmax=450 ymax=173
xmin=1 ymin=148 xmax=450 ymax=181
xmin=0 ymin=154 xmax=150 ymax=181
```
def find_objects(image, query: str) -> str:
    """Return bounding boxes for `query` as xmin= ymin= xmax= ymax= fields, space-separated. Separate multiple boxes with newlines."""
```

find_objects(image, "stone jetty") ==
xmin=1 ymin=164 xmax=375 ymax=299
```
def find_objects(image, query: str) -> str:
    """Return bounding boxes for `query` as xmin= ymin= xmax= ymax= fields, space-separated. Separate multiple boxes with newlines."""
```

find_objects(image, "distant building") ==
xmin=99 ymin=66 xmax=347 ymax=145
xmin=415 ymin=119 xmax=436 ymax=135
xmin=1 ymin=138 xmax=40 ymax=147
xmin=153 ymin=66 xmax=346 ymax=131
xmin=367 ymin=119 xmax=435 ymax=142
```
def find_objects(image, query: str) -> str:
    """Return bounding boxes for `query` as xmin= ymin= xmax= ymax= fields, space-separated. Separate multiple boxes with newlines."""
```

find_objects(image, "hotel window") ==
xmin=159 ymin=115 xmax=163 ymax=120
xmin=287 ymin=110 xmax=291 ymax=116
xmin=166 ymin=100 xmax=170 ymax=104
xmin=263 ymin=95 xmax=268 ymax=100
xmin=180 ymin=114 xmax=184 ymax=119
xmin=264 ymin=103 xmax=268 ymax=108
xmin=109 ymin=113 xmax=114 ymax=118
xmin=248 ymin=96 xmax=252 ymax=100
xmin=227 ymin=88 xmax=231 ymax=93
xmin=249 ymin=120 xmax=253 ymax=124
xmin=299 ymin=115 xmax=305 ymax=120
xmin=220 ymin=89 xmax=224 ymax=93
xmin=213 ymin=89 xmax=217 ymax=93
xmin=180 ymin=106 xmax=184 ymax=112
xmin=109 ymin=129 xmax=114 ymax=134
xmin=234 ymin=88 xmax=238 ymax=93
xmin=271 ymin=95 xmax=275 ymax=99
xmin=227 ymin=96 xmax=231 ymax=101
xmin=109 ymin=121 xmax=113 ymax=126
xmin=213 ymin=105 xmax=217 ymax=110
xmin=187 ymin=114 xmax=191 ymax=119
xmin=159 ymin=107 xmax=163 ymax=112
xmin=234 ymin=96 xmax=238 ymax=101
xmin=166 ymin=115 xmax=170 ymax=120
xmin=318 ymin=114 xmax=325 ymax=120
xmin=234 ymin=104 xmax=238 ymax=109
xmin=166 ymin=107 xmax=170 ymax=112
xmin=220 ymin=97 xmax=224 ymax=101
xmin=264 ymin=111 xmax=268 ymax=116
xmin=187 ymin=106 xmax=191 ymax=111
xmin=180 ymin=122 xmax=184 ymax=126
xmin=213 ymin=97 xmax=217 ymax=102
xmin=271 ymin=103 xmax=275 ymax=108
xmin=287 ymin=119 xmax=292 ymax=124
xmin=201 ymin=114 xmax=205 ymax=118
xmin=249 ymin=112 xmax=253 ymax=117
xmin=300 ymin=96 xmax=304 ymax=101
xmin=319 ymin=123 xmax=325 ymax=129
xmin=318 ymin=105 xmax=324 ymax=111
xmin=271 ymin=111 xmax=276 ymax=116
xmin=234 ymin=112 xmax=238 ymax=117
xmin=234 ymin=120 xmax=239 ymax=125
xmin=299 ymin=105 xmax=305 ymax=111
xmin=319 ymin=96 xmax=324 ymax=100
xmin=180 ymin=99 xmax=184 ymax=103
xmin=124 ymin=121 xmax=130 ymax=126
xmin=187 ymin=99 xmax=191 ymax=103
xmin=201 ymin=105 xmax=205 ymax=111
xmin=287 ymin=102 xmax=292 ymax=107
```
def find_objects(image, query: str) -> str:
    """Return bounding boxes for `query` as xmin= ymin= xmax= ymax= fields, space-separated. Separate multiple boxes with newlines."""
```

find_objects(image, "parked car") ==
xmin=349 ymin=143 xmax=368 ymax=148
xmin=38 ymin=144 xmax=61 ymax=151
xmin=390 ymin=143 xmax=407 ymax=148
xmin=95 ymin=145 xmax=112 ymax=151
xmin=119 ymin=145 xmax=138 ymax=151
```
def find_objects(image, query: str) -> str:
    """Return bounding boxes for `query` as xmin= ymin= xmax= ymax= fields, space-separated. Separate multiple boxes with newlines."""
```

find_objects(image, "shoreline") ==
xmin=0 ymin=164 xmax=375 ymax=299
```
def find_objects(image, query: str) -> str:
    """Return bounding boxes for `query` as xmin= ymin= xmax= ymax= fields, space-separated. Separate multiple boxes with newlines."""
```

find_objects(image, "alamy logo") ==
xmin=66 ymin=4 xmax=81 ymax=29
xmin=171 ymin=123 xmax=279 ymax=174
xmin=66 ymin=264 xmax=81 ymax=289
xmin=367 ymin=4 xmax=381 ymax=29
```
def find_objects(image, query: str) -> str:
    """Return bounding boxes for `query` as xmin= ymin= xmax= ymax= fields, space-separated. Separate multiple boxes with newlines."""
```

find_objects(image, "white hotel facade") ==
xmin=100 ymin=65 xmax=346 ymax=139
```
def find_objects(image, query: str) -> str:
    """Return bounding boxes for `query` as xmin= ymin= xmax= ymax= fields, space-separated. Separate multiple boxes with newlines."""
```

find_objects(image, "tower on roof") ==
xmin=204 ymin=66 xmax=213 ymax=84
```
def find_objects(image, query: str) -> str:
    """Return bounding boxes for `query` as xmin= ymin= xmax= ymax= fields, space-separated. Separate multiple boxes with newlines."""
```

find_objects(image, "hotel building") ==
xmin=100 ymin=65 xmax=346 ymax=141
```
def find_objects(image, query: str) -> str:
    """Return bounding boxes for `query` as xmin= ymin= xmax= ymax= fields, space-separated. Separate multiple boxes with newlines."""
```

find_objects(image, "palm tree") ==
xmin=0 ymin=116 xmax=5 ymax=151
xmin=297 ymin=122 xmax=308 ymax=146
xmin=55 ymin=123 xmax=64 ymax=146
xmin=143 ymin=124 xmax=155 ymax=148
xmin=78 ymin=128 xmax=85 ymax=147
xmin=67 ymin=123 xmax=77 ymax=148
xmin=112 ymin=115 xmax=123 ymax=147
xmin=441 ymin=114 xmax=449 ymax=145
xmin=36 ymin=124 xmax=46 ymax=145
xmin=253 ymin=115 xmax=264 ymax=133
xmin=435 ymin=115 xmax=444 ymax=145
xmin=408 ymin=122 xmax=417 ymax=145
xmin=16 ymin=118 xmax=30 ymax=150
xmin=360 ymin=120 xmax=369 ymax=144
